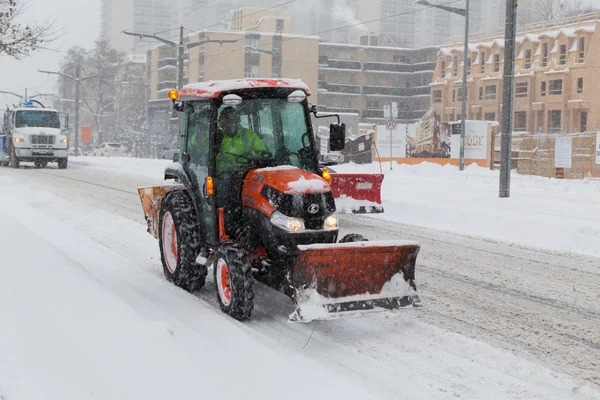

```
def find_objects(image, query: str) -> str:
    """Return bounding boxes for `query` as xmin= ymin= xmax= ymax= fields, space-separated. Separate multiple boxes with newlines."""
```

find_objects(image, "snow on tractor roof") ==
xmin=178 ymin=78 xmax=311 ymax=99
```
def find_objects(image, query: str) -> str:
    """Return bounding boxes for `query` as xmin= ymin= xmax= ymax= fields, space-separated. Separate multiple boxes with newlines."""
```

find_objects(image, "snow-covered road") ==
xmin=1 ymin=158 xmax=599 ymax=400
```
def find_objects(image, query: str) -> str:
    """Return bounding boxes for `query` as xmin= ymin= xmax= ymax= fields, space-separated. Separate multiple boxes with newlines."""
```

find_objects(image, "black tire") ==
xmin=158 ymin=190 xmax=207 ymax=292
xmin=214 ymin=242 xmax=254 ymax=321
xmin=58 ymin=159 xmax=68 ymax=169
xmin=339 ymin=233 xmax=369 ymax=243
xmin=9 ymin=145 xmax=19 ymax=169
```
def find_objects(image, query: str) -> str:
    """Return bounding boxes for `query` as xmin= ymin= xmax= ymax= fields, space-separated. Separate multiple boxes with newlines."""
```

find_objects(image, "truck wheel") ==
xmin=339 ymin=233 xmax=368 ymax=242
xmin=158 ymin=190 xmax=207 ymax=292
xmin=214 ymin=242 xmax=254 ymax=321
xmin=58 ymin=159 xmax=68 ymax=169
xmin=9 ymin=145 xmax=19 ymax=169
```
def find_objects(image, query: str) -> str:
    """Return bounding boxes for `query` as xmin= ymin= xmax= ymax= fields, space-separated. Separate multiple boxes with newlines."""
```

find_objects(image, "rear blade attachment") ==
xmin=138 ymin=184 xmax=185 ymax=238
xmin=289 ymin=240 xmax=420 ymax=322
xmin=329 ymin=173 xmax=384 ymax=214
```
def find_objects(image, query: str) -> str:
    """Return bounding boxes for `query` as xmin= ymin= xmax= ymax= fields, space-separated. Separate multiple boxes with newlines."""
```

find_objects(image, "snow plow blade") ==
xmin=289 ymin=240 xmax=420 ymax=322
xmin=329 ymin=173 xmax=384 ymax=214
xmin=138 ymin=185 xmax=185 ymax=239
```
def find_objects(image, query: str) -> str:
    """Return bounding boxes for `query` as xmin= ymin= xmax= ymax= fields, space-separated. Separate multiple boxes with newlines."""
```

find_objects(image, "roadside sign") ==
xmin=391 ymin=102 xmax=398 ymax=118
xmin=386 ymin=118 xmax=397 ymax=130
xmin=555 ymin=136 xmax=572 ymax=169
xmin=383 ymin=105 xmax=391 ymax=118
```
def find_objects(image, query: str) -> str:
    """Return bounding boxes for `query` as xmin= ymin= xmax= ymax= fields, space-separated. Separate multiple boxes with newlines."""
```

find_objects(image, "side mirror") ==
xmin=174 ymin=151 xmax=181 ymax=163
xmin=329 ymin=123 xmax=346 ymax=152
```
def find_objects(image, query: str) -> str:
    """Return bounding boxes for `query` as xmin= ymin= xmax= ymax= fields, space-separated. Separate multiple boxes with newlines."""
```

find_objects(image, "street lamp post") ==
xmin=415 ymin=0 xmax=469 ymax=171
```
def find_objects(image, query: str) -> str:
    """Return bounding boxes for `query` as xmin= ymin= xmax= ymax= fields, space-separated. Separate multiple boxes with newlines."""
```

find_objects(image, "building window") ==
xmin=541 ymin=81 xmax=546 ymax=96
xmin=440 ymin=61 xmax=446 ymax=77
xmin=453 ymin=56 xmax=458 ymax=76
xmin=244 ymin=65 xmax=259 ymax=78
xmin=276 ymin=19 xmax=284 ymax=33
xmin=338 ymin=51 xmax=352 ymax=60
xmin=367 ymin=99 xmax=381 ymax=109
xmin=245 ymin=37 xmax=260 ymax=53
xmin=580 ymin=111 xmax=588 ymax=132
xmin=485 ymin=112 xmax=496 ymax=121
xmin=494 ymin=54 xmax=500 ymax=72
xmin=524 ymin=49 xmax=531 ymax=68
xmin=578 ymin=37 xmax=585 ymax=62
xmin=514 ymin=111 xmax=527 ymax=130
xmin=542 ymin=43 xmax=548 ymax=67
xmin=515 ymin=82 xmax=528 ymax=97
xmin=480 ymin=51 xmax=485 ymax=73
xmin=485 ymin=85 xmax=496 ymax=100
xmin=577 ymin=77 xmax=583 ymax=94
xmin=548 ymin=110 xmax=562 ymax=133
xmin=559 ymin=44 xmax=567 ymax=65
xmin=454 ymin=87 xmax=463 ymax=102
xmin=479 ymin=86 xmax=483 ymax=100
xmin=549 ymin=79 xmax=562 ymax=95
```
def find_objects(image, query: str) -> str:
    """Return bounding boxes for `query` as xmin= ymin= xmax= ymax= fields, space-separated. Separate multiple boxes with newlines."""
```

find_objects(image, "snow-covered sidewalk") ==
xmin=334 ymin=161 xmax=600 ymax=258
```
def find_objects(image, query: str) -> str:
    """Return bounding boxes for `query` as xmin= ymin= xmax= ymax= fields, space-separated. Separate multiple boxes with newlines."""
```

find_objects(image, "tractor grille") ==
xmin=30 ymin=135 xmax=56 ymax=145
xmin=262 ymin=185 xmax=336 ymax=230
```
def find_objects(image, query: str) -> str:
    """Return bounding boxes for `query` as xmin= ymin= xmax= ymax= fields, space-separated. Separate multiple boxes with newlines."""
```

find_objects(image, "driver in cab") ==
xmin=216 ymin=106 xmax=265 ymax=174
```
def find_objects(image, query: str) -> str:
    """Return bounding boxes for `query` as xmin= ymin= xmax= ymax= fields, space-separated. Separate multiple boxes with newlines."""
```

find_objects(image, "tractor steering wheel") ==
xmin=226 ymin=150 xmax=274 ymax=164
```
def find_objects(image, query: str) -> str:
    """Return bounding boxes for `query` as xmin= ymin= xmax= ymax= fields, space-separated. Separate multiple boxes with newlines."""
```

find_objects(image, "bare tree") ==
xmin=533 ymin=0 xmax=596 ymax=21
xmin=0 ymin=0 xmax=62 ymax=59
xmin=80 ymin=40 xmax=127 ymax=145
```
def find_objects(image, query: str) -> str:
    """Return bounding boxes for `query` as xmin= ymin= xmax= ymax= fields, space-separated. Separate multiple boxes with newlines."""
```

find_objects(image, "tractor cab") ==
xmin=168 ymin=79 xmax=346 ymax=244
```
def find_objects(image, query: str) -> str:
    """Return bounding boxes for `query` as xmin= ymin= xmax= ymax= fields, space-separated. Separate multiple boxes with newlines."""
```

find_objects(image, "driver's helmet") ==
xmin=218 ymin=106 xmax=240 ymax=137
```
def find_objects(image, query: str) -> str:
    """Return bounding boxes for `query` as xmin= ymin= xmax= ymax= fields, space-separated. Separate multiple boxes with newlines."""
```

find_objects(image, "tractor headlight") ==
xmin=270 ymin=211 xmax=305 ymax=233
xmin=323 ymin=215 xmax=338 ymax=231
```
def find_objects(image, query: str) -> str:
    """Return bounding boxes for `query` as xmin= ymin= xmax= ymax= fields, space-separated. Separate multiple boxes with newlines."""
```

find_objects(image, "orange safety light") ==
xmin=168 ymin=89 xmax=179 ymax=100
xmin=205 ymin=176 xmax=215 ymax=196
xmin=321 ymin=168 xmax=331 ymax=183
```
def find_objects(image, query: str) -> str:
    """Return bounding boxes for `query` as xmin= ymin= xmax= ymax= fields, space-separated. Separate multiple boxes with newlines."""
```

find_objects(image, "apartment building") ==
xmin=318 ymin=37 xmax=439 ymax=125
xmin=100 ymin=0 xmax=171 ymax=53
xmin=431 ymin=13 xmax=600 ymax=134
xmin=145 ymin=8 xmax=319 ymax=149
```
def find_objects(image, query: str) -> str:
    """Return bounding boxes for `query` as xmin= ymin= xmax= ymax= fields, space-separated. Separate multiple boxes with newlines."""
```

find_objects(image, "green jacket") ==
xmin=188 ymin=125 xmax=265 ymax=170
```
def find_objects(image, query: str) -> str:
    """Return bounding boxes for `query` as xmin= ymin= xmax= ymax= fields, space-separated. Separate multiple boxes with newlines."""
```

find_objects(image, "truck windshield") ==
xmin=15 ymin=111 xmax=60 ymax=129
xmin=215 ymin=98 xmax=315 ymax=172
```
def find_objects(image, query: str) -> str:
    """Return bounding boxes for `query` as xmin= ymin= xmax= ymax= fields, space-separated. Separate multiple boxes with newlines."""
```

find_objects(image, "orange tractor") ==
xmin=138 ymin=78 xmax=420 ymax=322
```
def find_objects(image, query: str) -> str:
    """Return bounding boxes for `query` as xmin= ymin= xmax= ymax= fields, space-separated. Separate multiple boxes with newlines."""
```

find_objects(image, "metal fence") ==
xmin=491 ymin=132 xmax=599 ymax=179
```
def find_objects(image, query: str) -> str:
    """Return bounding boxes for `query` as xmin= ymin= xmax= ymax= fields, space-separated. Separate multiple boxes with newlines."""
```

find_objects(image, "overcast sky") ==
xmin=0 ymin=0 xmax=100 ymax=109
xmin=3 ymin=0 xmax=600 ymax=110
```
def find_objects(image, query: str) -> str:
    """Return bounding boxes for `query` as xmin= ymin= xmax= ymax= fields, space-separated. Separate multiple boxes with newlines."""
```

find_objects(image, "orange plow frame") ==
xmin=289 ymin=240 xmax=420 ymax=322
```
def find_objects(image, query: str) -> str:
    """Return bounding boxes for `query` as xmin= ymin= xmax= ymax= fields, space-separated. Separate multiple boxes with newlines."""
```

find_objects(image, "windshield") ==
xmin=215 ymin=98 xmax=315 ymax=174
xmin=15 ymin=110 xmax=60 ymax=129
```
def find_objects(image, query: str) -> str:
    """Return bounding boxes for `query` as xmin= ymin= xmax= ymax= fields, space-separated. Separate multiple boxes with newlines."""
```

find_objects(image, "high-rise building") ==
xmin=100 ymin=0 xmax=171 ymax=53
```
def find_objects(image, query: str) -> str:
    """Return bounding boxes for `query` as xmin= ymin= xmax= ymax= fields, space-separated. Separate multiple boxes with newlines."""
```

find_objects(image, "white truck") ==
xmin=1 ymin=100 xmax=69 ymax=169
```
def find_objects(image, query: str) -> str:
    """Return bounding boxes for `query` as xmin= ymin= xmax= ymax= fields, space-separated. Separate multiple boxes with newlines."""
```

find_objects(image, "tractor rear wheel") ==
xmin=214 ymin=242 xmax=254 ymax=321
xmin=158 ymin=190 xmax=207 ymax=292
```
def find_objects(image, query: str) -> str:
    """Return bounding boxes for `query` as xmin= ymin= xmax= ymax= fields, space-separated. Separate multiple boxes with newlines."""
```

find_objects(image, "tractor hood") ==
xmin=252 ymin=166 xmax=330 ymax=195
xmin=241 ymin=166 xmax=336 ymax=222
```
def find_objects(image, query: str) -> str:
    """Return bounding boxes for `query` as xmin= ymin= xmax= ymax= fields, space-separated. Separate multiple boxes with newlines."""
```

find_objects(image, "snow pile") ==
xmin=287 ymin=175 xmax=328 ymax=192
xmin=333 ymin=161 xmax=600 ymax=258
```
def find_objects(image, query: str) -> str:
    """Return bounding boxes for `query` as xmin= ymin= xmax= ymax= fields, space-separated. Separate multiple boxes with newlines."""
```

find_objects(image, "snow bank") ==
xmin=333 ymin=161 xmax=600 ymax=258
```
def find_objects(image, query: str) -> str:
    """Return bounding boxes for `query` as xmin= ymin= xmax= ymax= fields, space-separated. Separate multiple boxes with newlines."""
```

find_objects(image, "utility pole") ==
xmin=38 ymin=66 xmax=100 ymax=157
xmin=499 ymin=0 xmax=518 ymax=198
xmin=178 ymin=26 xmax=185 ymax=91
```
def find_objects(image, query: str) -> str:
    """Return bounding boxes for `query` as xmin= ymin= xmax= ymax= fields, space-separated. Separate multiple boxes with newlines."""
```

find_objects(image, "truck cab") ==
xmin=2 ymin=101 xmax=69 ymax=169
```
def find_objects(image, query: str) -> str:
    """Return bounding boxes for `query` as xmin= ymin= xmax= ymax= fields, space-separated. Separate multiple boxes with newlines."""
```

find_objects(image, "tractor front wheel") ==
xmin=214 ymin=243 xmax=254 ymax=321
xmin=158 ymin=191 xmax=207 ymax=292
